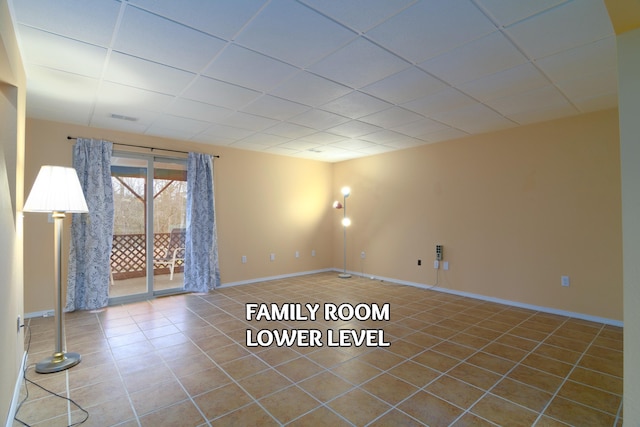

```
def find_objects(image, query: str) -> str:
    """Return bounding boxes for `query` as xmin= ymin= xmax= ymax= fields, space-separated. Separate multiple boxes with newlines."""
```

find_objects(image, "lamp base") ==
xmin=35 ymin=352 xmax=81 ymax=374
xmin=338 ymin=273 xmax=352 ymax=279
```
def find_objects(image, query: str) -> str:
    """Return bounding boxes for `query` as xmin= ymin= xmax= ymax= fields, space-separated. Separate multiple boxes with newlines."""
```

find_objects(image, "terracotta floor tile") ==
xmin=210 ymin=403 xmax=279 ymax=426
xmin=275 ymin=356 xmax=324 ymax=382
xmin=425 ymin=375 xmax=485 ymax=409
xmin=368 ymin=409 xmax=425 ymax=426
xmin=129 ymin=379 xmax=188 ymax=416
xmin=412 ymin=349 xmax=460 ymax=372
xmin=466 ymin=352 xmax=515 ymax=375
xmin=259 ymin=385 xmax=320 ymax=424
xmin=179 ymin=366 xmax=231 ymax=397
xmin=329 ymin=388 xmax=391 ymax=426
xmin=193 ymin=382 xmax=253 ymax=421
xmin=287 ymin=406 xmax=353 ymax=427
xmin=471 ymin=394 xmax=538 ymax=427
xmin=507 ymin=365 xmax=563 ymax=394
xmin=17 ymin=273 xmax=624 ymax=427
xmin=388 ymin=360 xmax=440 ymax=387
xmin=139 ymin=399 xmax=205 ymax=427
xmin=544 ymin=396 xmax=616 ymax=426
xmin=331 ymin=358 xmax=382 ymax=385
xmin=557 ymin=380 xmax=622 ymax=415
xmin=398 ymin=390 xmax=463 ymax=426
xmin=448 ymin=363 xmax=501 ymax=390
xmin=569 ymin=367 xmax=623 ymax=395
xmin=491 ymin=378 xmax=552 ymax=412
xmin=298 ymin=371 xmax=353 ymax=402
xmin=361 ymin=373 xmax=418 ymax=405
xmin=237 ymin=368 xmax=292 ymax=399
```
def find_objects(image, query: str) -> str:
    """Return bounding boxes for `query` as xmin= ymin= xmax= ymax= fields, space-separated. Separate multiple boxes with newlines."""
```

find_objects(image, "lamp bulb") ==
xmin=342 ymin=217 xmax=351 ymax=227
xmin=341 ymin=186 xmax=351 ymax=197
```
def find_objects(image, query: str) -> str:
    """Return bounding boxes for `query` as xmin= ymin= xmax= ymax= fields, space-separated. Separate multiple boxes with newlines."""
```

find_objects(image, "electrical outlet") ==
xmin=241 ymin=255 xmax=247 ymax=264
xmin=361 ymin=251 xmax=366 ymax=259
xmin=270 ymin=253 xmax=275 ymax=262
xmin=443 ymin=261 xmax=449 ymax=270
xmin=311 ymin=249 xmax=316 ymax=257
xmin=295 ymin=251 xmax=299 ymax=258
xmin=561 ymin=275 xmax=570 ymax=287
xmin=434 ymin=260 xmax=439 ymax=269
xmin=436 ymin=245 xmax=443 ymax=261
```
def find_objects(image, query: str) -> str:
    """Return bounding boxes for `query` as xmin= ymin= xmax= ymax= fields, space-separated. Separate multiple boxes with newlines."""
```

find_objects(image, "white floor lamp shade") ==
xmin=24 ymin=165 xmax=89 ymax=373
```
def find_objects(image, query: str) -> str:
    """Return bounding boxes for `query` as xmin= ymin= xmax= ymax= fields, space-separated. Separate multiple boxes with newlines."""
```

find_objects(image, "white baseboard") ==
xmin=220 ymin=268 xmax=333 ymax=288
xmin=24 ymin=309 xmax=54 ymax=319
xmin=5 ymin=351 xmax=27 ymax=427
xmin=342 ymin=269 xmax=624 ymax=327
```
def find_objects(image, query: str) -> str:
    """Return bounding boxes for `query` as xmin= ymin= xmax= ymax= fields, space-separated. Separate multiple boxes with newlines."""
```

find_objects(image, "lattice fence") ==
xmin=110 ymin=233 xmax=184 ymax=280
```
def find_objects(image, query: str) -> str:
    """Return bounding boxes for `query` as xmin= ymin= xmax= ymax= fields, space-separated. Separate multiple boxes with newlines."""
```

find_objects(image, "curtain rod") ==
xmin=67 ymin=136 xmax=220 ymax=158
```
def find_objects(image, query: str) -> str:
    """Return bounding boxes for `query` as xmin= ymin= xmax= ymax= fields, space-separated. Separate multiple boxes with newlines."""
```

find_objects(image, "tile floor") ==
xmin=14 ymin=273 xmax=623 ymax=426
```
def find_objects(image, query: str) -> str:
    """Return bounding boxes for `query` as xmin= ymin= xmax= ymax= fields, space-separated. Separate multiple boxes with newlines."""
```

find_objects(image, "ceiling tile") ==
xmin=555 ymin=68 xmax=618 ymax=103
xmin=241 ymin=95 xmax=310 ymax=121
xmin=320 ymin=91 xmax=392 ymax=119
xmin=573 ymin=93 xmax=618 ymax=114
xmin=422 ymin=127 xmax=469 ymax=143
xmin=391 ymin=118 xmax=451 ymax=139
xmin=216 ymin=112 xmax=278 ymax=132
xmin=308 ymin=37 xmax=410 ymax=89
xmin=165 ymin=98 xmax=233 ymax=123
xmin=27 ymin=95 xmax=93 ymax=126
xmin=402 ymin=88 xmax=477 ymax=116
xmin=535 ymin=36 xmax=617 ymax=83
xmin=114 ymin=6 xmax=226 ymax=73
xmin=182 ymin=76 xmax=262 ymax=110
xmin=148 ymin=114 xmax=211 ymax=134
xmin=104 ymin=52 xmax=196 ymax=95
xmin=360 ymin=129 xmax=420 ymax=145
xmin=486 ymin=85 xmax=573 ymax=116
xmin=95 ymin=81 xmax=175 ymax=113
xmin=290 ymin=109 xmax=350 ymax=130
xmin=430 ymin=103 xmax=516 ymax=133
xmin=240 ymin=133 xmax=289 ymax=147
xmin=474 ymin=0 xmax=569 ymax=27
xmin=18 ymin=26 xmax=107 ymax=79
xmin=360 ymin=107 xmax=423 ymax=128
xmin=26 ymin=66 xmax=100 ymax=110
xmin=329 ymin=139 xmax=377 ymax=150
xmin=12 ymin=0 xmax=121 ymax=47
xmin=234 ymin=0 xmax=356 ymax=67
xmin=420 ymin=31 xmax=528 ymax=85
xmin=90 ymin=113 xmax=150 ymax=134
xmin=366 ymin=0 xmax=496 ymax=63
xmin=277 ymin=140 xmax=322 ymax=151
xmin=271 ymin=71 xmax=352 ymax=107
xmin=196 ymin=123 xmax=255 ymax=140
xmin=127 ymin=0 xmax=267 ymax=40
xmin=457 ymin=63 xmax=549 ymax=102
xmin=362 ymin=67 xmax=447 ymax=105
xmin=264 ymin=123 xmax=317 ymax=139
xmin=298 ymin=132 xmax=346 ymax=145
xmin=326 ymin=121 xmax=382 ymax=138
xmin=91 ymin=104 xmax=159 ymax=129
xmin=203 ymin=44 xmax=299 ymax=92
xmin=299 ymin=0 xmax=414 ymax=32
xmin=505 ymin=0 xmax=613 ymax=60
xmin=264 ymin=146 xmax=300 ymax=156
xmin=356 ymin=144 xmax=397 ymax=155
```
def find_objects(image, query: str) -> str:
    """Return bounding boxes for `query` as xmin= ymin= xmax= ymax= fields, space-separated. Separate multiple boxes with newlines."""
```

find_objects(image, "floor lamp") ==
xmin=333 ymin=186 xmax=351 ymax=279
xmin=24 ymin=166 xmax=89 ymax=374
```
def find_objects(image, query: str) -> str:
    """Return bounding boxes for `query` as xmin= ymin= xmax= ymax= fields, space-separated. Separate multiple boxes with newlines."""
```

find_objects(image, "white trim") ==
xmin=342 ymin=269 xmax=623 ymax=327
xmin=220 ymin=269 xmax=333 ymax=288
xmin=24 ymin=309 xmax=54 ymax=319
xmin=6 ymin=351 xmax=27 ymax=427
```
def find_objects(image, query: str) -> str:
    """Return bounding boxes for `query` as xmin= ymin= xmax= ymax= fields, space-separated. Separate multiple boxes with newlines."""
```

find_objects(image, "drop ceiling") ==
xmin=9 ymin=0 xmax=617 ymax=162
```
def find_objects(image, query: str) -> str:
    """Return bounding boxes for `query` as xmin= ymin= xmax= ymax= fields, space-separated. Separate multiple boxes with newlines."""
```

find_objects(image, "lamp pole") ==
xmin=339 ymin=187 xmax=351 ymax=279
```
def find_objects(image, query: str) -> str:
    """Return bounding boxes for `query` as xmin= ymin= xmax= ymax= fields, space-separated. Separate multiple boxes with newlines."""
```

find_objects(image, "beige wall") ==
xmin=24 ymin=119 xmax=334 ymax=313
xmin=0 ymin=0 xmax=26 ymax=423
xmin=333 ymin=109 xmax=622 ymax=322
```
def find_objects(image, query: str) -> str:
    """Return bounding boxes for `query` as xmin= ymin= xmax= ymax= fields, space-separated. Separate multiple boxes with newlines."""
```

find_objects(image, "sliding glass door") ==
xmin=109 ymin=153 xmax=187 ymax=303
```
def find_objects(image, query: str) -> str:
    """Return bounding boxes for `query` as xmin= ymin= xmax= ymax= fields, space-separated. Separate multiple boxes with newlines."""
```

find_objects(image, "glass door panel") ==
xmin=109 ymin=155 xmax=150 ymax=299
xmin=152 ymin=158 xmax=187 ymax=294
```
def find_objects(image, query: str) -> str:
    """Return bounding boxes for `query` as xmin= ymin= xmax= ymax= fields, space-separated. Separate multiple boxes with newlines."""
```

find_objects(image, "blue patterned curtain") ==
xmin=184 ymin=152 xmax=220 ymax=292
xmin=66 ymin=139 xmax=114 ymax=311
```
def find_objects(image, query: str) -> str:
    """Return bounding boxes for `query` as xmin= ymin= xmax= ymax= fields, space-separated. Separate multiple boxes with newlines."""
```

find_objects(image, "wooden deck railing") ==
xmin=110 ymin=233 xmax=184 ymax=280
